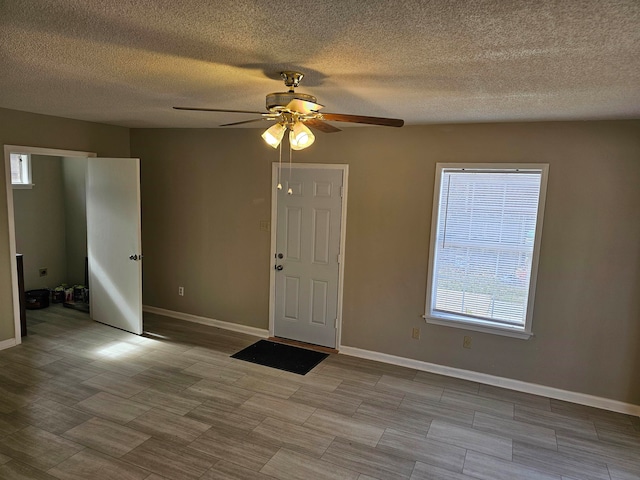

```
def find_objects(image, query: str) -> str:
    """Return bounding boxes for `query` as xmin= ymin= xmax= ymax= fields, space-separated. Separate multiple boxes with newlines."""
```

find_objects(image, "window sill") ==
xmin=11 ymin=183 xmax=34 ymax=190
xmin=424 ymin=315 xmax=533 ymax=339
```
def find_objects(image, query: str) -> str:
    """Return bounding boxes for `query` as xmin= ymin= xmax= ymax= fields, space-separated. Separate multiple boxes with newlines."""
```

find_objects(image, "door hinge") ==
xmin=337 ymin=253 xmax=341 ymax=264
xmin=340 ymin=186 xmax=344 ymax=198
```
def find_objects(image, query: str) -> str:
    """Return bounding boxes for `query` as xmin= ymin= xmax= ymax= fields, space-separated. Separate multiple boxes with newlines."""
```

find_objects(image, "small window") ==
xmin=425 ymin=163 xmax=548 ymax=338
xmin=10 ymin=153 xmax=32 ymax=188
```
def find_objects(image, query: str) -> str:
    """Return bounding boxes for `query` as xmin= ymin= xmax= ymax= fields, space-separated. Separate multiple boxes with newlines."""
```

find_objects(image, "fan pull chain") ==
xmin=276 ymin=141 xmax=283 ymax=190
xmin=287 ymin=142 xmax=293 ymax=195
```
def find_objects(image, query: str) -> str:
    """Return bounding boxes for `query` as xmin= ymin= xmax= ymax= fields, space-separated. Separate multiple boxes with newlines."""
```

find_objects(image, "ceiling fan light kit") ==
xmin=261 ymin=122 xmax=287 ymax=148
xmin=173 ymin=70 xmax=404 ymax=150
xmin=289 ymin=122 xmax=315 ymax=150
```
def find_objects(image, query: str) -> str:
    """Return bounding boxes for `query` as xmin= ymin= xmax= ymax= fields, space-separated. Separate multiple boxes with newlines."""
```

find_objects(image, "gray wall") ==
xmin=62 ymin=157 xmax=88 ymax=285
xmin=131 ymin=121 xmax=640 ymax=404
xmin=0 ymin=107 xmax=130 ymax=341
xmin=137 ymin=128 xmax=272 ymax=327
xmin=13 ymin=155 xmax=67 ymax=290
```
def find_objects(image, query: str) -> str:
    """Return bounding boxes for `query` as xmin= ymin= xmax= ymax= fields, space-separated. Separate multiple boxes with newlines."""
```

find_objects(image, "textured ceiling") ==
xmin=0 ymin=0 xmax=639 ymax=128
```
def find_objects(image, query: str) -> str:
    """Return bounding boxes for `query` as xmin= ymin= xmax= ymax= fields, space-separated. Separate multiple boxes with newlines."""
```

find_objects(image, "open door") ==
xmin=87 ymin=157 xmax=142 ymax=335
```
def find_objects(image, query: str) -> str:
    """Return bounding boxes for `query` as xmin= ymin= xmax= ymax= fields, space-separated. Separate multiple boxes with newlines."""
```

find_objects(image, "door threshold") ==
xmin=269 ymin=337 xmax=338 ymax=355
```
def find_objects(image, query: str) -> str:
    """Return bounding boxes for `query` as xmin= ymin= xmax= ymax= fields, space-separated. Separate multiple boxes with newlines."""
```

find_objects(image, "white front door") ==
xmin=86 ymin=158 xmax=143 ymax=335
xmin=272 ymin=165 xmax=346 ymax=348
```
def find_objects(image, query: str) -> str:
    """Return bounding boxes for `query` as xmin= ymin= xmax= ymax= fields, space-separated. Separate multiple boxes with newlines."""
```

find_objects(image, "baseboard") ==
xmin=142 ymin=305 xmax=269 ymax=339
xmin=0 ymin=337 xmax=17 ymax=351
xmin=339 ymin=346 xmax=640 ymax=417
xmin=138 ymin=305 xmax=638 ymax=416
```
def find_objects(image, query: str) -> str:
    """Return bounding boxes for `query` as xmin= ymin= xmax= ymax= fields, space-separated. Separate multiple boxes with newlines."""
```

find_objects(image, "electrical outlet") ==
xmin=412 ymin=327 xmax=420 ymax=340
xmin=178 ymin=286 xmax=184 ymax=296
xmin=463 ymin=336 xmax=472 ymax=349
xmin=39 ymin=267 xmax=48 ymax=277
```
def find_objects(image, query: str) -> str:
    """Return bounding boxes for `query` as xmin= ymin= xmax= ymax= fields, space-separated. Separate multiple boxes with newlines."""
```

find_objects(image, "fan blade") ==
xmin=303 ymin=118 xmax=341 ymax=133
xmin=286 ymin=99 xmax=324 ymax=114
xmin=173 ymin=107 xmax=266 ymax=114
xmin=321 ymin=113 xmax=404 ymax=127
xmin=220 ymin=118 xmax=267 ymax=127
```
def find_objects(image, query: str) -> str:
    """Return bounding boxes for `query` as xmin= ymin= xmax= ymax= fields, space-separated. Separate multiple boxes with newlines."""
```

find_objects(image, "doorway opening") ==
xmin=4 ymin=145 xmax=96 ymax=347
xmin=3 ymin=146 xmax=143 ymax=347
xmin=15 ymin=153 xmax=91 ymax=330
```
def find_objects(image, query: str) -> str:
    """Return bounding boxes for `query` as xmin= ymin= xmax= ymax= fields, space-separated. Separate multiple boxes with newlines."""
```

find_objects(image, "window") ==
xmin=10 ymin=153 xmax=32 ymax=188
xmin=425 ymin=163 xmax=548 ymax=338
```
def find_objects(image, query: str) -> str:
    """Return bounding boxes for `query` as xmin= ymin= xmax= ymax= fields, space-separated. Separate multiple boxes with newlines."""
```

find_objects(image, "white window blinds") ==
xmin=429 ymin=167 xmax=544 ymax=328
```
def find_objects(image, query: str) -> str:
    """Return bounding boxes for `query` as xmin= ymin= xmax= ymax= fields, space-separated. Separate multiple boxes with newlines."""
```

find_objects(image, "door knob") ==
xmin=129 ymin=254 xmax=138 ymax=260
xmin=275 ymin=265 xmax=283 ymax=271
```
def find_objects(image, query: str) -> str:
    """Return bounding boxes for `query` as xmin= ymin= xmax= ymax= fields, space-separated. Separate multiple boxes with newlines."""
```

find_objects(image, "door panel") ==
xmin=313 ymin=209 xmax=331 ymax=264
xmin=274 ymin=167 xmax=343 ymax=348
xmin=284 ymin=276 xmax=300 ymax=319
xmin=286 ymin=207 xmax=302 ymax=260
xmin=311 ymin=280 xmax=328 ymax=325
xmin=86 ymin=157 xmax=142 ymax=335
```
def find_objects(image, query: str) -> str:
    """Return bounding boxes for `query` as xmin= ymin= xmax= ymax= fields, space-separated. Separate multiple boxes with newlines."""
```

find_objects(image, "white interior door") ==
xmin=273 ymin=166 xmax=345 ymax=348
xmin=87 ymin=157 xmax=142 ymax=335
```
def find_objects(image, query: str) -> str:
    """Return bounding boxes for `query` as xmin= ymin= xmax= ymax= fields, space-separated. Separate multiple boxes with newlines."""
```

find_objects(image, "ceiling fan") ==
xmin=174 ymin=71 xmax=404 ymax=150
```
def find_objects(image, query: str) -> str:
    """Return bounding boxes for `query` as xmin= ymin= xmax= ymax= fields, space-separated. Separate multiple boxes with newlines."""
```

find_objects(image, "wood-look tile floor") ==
xmin=0 ymin=306 xmax=638 ymax=480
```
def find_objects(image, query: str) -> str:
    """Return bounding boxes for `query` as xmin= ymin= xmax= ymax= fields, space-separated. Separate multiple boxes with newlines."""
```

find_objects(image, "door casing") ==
xmin=268 ymin=162 xmax=349 ymax=350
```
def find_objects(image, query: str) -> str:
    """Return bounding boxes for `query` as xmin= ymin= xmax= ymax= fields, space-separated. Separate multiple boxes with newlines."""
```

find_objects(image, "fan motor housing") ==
xmin=266 ymin=92 xmax=317 ymax=112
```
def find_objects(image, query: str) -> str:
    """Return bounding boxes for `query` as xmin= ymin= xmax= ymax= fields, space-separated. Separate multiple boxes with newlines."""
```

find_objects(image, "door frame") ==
xmin=3 ymin=145 xmax=96 ymax=348
xmin=268 ymin=162 xmax=349 ymax=350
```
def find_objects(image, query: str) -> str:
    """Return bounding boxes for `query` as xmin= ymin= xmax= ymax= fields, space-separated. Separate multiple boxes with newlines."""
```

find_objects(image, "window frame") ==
xmin=424 ymin=163 xmax=549 ymax=339
xmin=10 ymin=153 xmax=33 ymax=189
